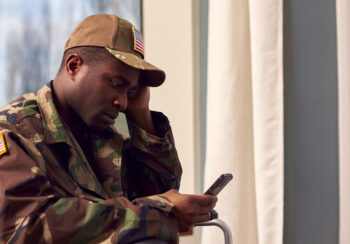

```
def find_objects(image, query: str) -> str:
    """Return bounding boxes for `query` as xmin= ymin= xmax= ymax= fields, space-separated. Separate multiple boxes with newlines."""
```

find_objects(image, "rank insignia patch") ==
xmin=0 ymin=133 xmax=7 ymax=156
xmin=132 ymin=26 xmax=144 ymax=56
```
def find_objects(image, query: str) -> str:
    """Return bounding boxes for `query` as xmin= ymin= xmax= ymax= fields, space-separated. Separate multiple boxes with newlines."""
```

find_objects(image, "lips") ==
xmin=104 ymin=112 xmax=118 ymax=124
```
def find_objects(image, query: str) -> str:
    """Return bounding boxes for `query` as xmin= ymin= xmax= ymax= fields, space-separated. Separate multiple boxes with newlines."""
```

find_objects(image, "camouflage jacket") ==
xmin=0 ymin=83 xmax=182 ymax=243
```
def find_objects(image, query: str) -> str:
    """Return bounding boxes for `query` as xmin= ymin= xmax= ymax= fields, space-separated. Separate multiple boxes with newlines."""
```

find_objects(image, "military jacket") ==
xmin=0 ymin=84 xmax=182 ymax=243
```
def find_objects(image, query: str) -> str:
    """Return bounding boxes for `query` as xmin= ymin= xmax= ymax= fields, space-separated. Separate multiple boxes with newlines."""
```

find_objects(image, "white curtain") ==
xmin=202 ymin=0 xmax=283 ymax=243
xmin=336 ymin=0 xmax=350 ymax=243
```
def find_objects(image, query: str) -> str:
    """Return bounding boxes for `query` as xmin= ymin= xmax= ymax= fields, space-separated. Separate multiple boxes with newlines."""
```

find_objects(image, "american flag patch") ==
xmin=132 ymin=26 xmax=144 ymax=56
xmin=0 ymin=133 xmax=7 ymax=156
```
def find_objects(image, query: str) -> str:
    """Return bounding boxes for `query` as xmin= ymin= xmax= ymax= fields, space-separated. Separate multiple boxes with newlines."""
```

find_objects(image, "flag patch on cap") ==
xmin=0 ymin=133 xmax=7 ymax=156
xmin=132 ymin=26 xmax=144 ymax=56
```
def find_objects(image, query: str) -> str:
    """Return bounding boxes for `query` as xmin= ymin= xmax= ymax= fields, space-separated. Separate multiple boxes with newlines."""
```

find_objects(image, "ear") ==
xmin=65 ymin=53 xmax=83 ymax=80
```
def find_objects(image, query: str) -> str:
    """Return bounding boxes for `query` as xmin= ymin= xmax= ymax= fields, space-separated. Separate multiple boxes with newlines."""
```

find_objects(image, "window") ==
xmin=0 ymin=0 xmax=141 ymax=106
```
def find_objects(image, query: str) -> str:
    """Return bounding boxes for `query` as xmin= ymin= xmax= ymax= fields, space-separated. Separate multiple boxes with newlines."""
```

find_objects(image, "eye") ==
xmin=127 ymin=89 xmax=138 ymax=98
xmin=111 ymin=81 xmax=123 ymax=89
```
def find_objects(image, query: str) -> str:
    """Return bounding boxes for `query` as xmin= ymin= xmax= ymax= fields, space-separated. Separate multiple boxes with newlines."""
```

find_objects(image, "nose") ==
xmin=113 ymin=93 xmax=128 ymax=111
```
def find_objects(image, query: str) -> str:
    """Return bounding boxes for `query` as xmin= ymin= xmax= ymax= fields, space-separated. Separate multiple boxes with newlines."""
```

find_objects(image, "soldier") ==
xmin=0 ymin=14 xmax=216 ymax=243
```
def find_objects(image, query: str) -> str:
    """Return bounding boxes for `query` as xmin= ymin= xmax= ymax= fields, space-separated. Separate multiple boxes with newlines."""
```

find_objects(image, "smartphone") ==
xmin=204 ymin=173 xmax=233 ymax=196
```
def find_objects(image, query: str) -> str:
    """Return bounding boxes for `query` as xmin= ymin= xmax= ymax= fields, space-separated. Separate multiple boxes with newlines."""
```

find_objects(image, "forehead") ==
xmin=94 ymin=56 xmax=141 ymax=85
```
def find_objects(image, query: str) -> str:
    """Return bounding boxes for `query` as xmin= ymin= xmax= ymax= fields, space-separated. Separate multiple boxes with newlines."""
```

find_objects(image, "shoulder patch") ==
xmin=0 ymin=133 xmax=8 ymax=156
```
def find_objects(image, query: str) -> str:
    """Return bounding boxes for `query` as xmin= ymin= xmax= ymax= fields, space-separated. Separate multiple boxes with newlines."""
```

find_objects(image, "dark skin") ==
xmin=52 ymin=51 xmax=217 ymax=233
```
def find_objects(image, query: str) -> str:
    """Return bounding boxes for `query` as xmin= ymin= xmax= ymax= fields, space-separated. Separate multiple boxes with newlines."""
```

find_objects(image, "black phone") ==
xmin=204 ymin=173 xmax=233 ymax=196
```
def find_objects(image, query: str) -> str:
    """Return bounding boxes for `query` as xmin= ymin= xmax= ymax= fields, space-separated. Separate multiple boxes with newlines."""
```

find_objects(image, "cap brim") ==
xmin=105 ymin=47 xmax=165 ymax=87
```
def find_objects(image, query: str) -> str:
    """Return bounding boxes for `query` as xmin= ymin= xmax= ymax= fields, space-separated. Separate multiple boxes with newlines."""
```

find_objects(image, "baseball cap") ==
xmin=64 ymin=13 xmax=165 ymax=87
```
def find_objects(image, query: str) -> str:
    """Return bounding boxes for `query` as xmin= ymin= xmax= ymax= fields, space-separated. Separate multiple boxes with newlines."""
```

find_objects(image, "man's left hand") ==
xmin=126 ymin=85 xmax=150 ymax=112
xmin=124 ymin=86 xmax=157 ymax=135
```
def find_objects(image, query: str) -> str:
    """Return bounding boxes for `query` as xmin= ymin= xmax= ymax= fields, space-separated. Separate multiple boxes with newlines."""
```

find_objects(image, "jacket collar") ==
xmin=36 ymin=83 xmax=109 ymax=199
xmin=37 ymin=83 xmax=70 ymax=145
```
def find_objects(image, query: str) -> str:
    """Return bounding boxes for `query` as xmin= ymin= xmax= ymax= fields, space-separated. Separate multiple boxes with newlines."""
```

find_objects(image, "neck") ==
xmin=52 ymin=77 xmax=86 ymax=134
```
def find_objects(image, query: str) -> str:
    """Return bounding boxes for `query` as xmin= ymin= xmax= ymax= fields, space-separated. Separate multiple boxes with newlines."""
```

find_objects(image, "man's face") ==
xmin=70 ymin=56 xmax=140 ymax=131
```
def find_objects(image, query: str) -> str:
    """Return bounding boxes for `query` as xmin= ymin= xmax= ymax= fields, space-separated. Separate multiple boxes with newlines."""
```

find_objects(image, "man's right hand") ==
xmin=162 ymin=189 xmax=218 ymax=233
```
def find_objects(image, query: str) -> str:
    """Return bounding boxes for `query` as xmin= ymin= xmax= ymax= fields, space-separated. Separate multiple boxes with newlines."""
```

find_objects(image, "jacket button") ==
xmin=155 ymin=201 xmax=166 ymax=208
xmin=144 ymin=140 xmax=151 ymax=147
xmin=161 ymin=142 xmax=169 ymax=149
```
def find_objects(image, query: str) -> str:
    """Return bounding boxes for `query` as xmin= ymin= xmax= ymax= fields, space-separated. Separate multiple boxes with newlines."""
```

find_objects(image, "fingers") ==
xmin=198 ymin=206 xmax=212 ymax=215
xmin=195 ymin=212 xmax=212 ymax=223
xmin=126 ymin=85 xmax=150 ymax=112
xmin=194 ymin=196 xmax=217 ymax=223
xmin=195 ymin=195 xmax=218 ymax=208
xmin=164 ymin=191 xmax=219 ymax=230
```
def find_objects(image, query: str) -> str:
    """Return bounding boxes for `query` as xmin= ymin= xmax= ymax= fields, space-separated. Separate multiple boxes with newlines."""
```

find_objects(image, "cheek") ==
xmin=91 ymin=91 xmax=113 ymax=108
xmin=74 ymin=82 xmax=114 ymax=115
xmin=81 ymin=85 xmax=106 ymax=107
xmin=83 ymin=91 xmax=114 ymax=118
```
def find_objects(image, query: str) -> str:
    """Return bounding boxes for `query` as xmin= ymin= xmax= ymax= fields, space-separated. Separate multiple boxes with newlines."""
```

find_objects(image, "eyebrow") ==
xmin=102 ymin=74 xmax=129 ymax=85
xmin=103 ymin=74 xmax=139 ymax=90
xmin=112 ymin=75 xmax=131 ymax=86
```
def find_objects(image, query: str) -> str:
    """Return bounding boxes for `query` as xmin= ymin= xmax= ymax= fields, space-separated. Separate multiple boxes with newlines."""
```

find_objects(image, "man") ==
xmin=0 ymin=13 xmax=216 ymax=243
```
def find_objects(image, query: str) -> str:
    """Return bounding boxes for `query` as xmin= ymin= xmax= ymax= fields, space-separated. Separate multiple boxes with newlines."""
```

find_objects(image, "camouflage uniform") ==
xmin=0 ymin=83 xmax=182 ymax=243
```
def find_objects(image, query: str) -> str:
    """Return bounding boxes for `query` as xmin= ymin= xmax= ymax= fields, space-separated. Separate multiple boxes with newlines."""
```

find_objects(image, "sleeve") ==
xmin=0 ymin=131 xmax=179 ymax=244
xmin=122 ymin=111 xmax=183 ymax=200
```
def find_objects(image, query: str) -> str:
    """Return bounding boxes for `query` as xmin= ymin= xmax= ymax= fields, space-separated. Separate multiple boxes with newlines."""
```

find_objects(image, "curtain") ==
xmin=336 ymin=0 xmax=350 ymax=243
xmin=202 ymin=0 xmax=283 ymax=243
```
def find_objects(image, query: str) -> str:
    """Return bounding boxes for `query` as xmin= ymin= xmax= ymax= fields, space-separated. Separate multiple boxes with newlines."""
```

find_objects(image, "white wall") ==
xmin=142 ymin=1 xmax=201 ymax=243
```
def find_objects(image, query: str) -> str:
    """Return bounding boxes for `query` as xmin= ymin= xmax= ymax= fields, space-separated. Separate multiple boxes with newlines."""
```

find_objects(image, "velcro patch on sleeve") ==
xmin=0 ymin=133 xmax=8 ymax=156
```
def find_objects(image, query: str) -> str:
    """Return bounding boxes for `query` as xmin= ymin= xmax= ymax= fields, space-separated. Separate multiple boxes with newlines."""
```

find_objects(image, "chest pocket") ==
xmin=93 ymin=135 xmax=124 ymax=198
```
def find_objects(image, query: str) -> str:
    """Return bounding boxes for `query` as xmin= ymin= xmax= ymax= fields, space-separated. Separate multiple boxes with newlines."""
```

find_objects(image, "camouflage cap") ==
xmin=64 ymin=13 xmax=165 ymax=87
